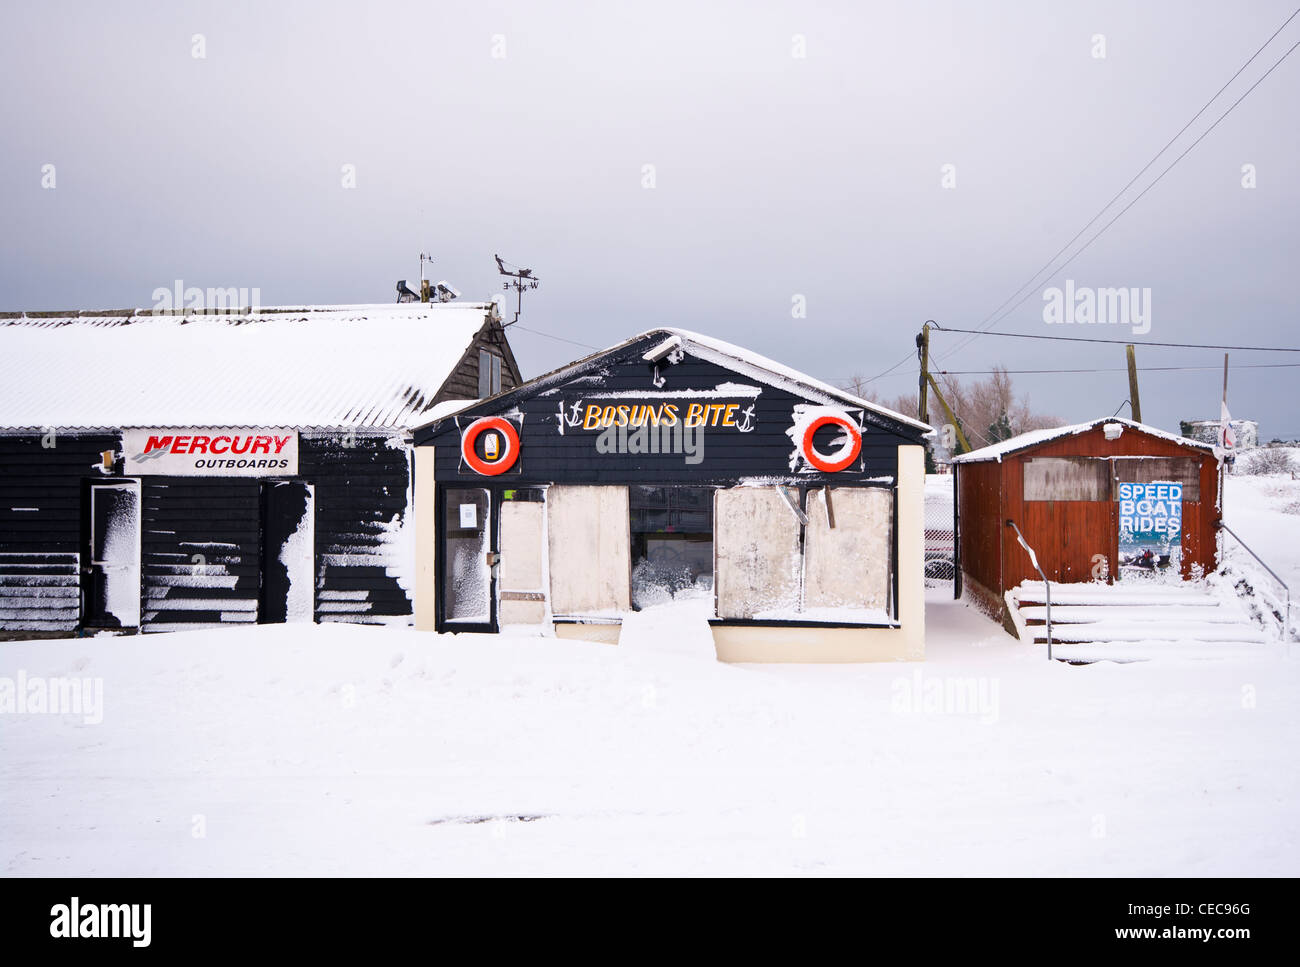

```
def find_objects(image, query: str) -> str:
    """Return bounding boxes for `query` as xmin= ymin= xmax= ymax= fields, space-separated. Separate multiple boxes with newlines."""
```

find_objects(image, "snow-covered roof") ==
xmin=0 ymin=303 xmax=499 ymax=429
xmin=663 ymin=329 xmax=931 ymax=432
xmin=419 ymin=327 xmax=932 ymax=435
xmin=951 ymin=417 xmax=1217 ymax=464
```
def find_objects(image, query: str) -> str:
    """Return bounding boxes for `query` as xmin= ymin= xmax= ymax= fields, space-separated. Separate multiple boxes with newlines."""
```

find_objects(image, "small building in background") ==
xmin=952 ymin=418 xmax=1222 ymax=618
xmin=0 ymin=302 xmax=520 ymax=637
xmin=410 ymin=328 xmax=932 ymax=662
xmin=1182 ymin=418 xmax=1258 ymax=450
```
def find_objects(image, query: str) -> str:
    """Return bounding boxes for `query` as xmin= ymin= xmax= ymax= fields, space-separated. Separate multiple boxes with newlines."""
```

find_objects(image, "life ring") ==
xmin=801 ymin=414 xmax=862 ymax=472
xmin=461 ymin=417 xmax=520 ymax=475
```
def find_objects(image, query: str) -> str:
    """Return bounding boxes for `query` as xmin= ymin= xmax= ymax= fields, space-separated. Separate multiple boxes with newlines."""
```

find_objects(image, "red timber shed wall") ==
xmin=956 ymin=422 xmax=1220 ymax=608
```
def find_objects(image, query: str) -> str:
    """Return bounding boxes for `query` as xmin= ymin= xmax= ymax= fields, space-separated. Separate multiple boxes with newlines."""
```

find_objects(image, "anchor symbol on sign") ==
xmin=736 ymin=405 xmax=756 ymax=433
xmin=558 ymin=400 xmax=584 ymax=433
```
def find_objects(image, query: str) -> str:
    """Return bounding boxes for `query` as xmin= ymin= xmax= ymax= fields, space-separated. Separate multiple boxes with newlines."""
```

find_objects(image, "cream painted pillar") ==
xmin=413 ymin=446 xmax=437 ymax=631
xmin=896 ymin=444 xmax=925 ymax=659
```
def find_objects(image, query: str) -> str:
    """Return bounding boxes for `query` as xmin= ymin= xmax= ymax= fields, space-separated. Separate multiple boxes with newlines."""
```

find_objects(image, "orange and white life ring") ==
xmin=461 ymin=417 xmax=520 ymax=475
xmin=801 ymin=414 xmax=862 ymax=472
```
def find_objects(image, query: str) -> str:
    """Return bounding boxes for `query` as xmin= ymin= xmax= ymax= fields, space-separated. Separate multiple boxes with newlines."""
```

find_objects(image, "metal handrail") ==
xmin=1006 ymin=519 xmax=1052 ymax=659
xmin=1219 ymin=522 xmax=1291 ymax=640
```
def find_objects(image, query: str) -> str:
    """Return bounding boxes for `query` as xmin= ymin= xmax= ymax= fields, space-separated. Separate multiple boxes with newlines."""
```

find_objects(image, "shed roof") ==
xmin=0 ymin=303 xmax=500 ymax=430
xmin=415 ymin=326 xmax=932 ymax=439
xmin=951 ymin=417 xmax=1217 ymax=464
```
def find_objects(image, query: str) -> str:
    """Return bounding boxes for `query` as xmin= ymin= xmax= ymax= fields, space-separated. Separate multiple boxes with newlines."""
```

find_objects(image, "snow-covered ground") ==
xmin=1 ymin=472 xmax=1297 ymax=876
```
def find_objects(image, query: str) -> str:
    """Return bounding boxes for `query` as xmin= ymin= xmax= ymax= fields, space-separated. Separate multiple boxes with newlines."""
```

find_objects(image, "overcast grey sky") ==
xmin=2 ymin=1 xmax=1297 ymax=437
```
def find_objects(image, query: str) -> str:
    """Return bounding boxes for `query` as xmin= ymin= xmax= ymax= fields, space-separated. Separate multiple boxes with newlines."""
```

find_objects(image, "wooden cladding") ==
xmin=958 ymin=421 xmax=1220 ymax=596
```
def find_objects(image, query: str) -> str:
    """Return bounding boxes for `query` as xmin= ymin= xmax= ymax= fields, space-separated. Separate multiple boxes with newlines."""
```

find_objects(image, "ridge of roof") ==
xmin=951 ymin=417 xmax=1217 ymax=464
xmin=0 ymin=302 xmax=500 ymax=429
xmin=0 ymin=302 xmax=498 ymax=325
xmin=415 ymin=327 xmax=933 ymax=437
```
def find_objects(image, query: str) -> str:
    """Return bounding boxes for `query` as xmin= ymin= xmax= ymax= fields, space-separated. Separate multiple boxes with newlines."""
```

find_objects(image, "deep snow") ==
xmin=0 ymin=472 xmax=1296 ymax=876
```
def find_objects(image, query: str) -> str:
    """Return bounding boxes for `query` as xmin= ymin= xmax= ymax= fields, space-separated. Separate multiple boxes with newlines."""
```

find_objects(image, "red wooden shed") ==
xmin=952 ymin=418 xmax=1222 ymax=617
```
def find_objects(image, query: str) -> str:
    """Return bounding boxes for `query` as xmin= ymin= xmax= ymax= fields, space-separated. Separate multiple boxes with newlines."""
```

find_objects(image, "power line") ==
xmin=934 ymin=363 xmax=1300 ymax=375
xmin=931 ymin=324 xmax=1300 ymax=352
xmin=940 ymin=9 xmax=1300 ymax=361
xmin=509 ymin=325 xmax=599 ymax=350
xmin=844 ymin=359 xmax=1300 ymax=383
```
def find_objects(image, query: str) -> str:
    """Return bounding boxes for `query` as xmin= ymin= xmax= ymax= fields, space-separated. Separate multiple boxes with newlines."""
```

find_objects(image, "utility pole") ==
xmin=1219 ymin=352 xmax=1230 ymax=529
xmin=917 ymin=322 xmax=930 ymax=423
xmin=915 ymin=321 xmax=972 ymax=454
xmin=1125 ymin=344 xmax=1142 ymax=423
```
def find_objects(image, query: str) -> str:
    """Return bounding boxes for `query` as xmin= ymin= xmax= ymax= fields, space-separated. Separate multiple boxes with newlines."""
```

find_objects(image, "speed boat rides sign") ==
xmin=123 ymin=429 xmax=299 ymax=476
xmin=1118 ymin=481 xmax=1182 ymax=571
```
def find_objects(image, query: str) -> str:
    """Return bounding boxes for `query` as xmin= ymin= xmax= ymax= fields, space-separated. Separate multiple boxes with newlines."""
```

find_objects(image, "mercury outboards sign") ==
xmin=123 ymin=428 xmax=299 ymax=476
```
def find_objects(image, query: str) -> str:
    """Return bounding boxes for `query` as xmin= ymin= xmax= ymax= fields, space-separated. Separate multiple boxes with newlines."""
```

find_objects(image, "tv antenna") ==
xmin=494 ymin=253 xmax=540 ymax=327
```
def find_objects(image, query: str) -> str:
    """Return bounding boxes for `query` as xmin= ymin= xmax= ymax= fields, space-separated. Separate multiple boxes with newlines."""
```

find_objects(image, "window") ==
xmin=629 ymin=486 xmax=713 ymax=609
xmin=478 ymin=350 xmax=503 ymax=397
xmin=1023 ymin=457 xmax=1110 ymax=501
xmin=1113 ymin=457 xmax=1201 ymax=502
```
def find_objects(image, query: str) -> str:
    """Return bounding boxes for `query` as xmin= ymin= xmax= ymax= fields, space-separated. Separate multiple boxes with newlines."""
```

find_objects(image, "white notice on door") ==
xmin=459 ymin=503 xmax=477 ymax=528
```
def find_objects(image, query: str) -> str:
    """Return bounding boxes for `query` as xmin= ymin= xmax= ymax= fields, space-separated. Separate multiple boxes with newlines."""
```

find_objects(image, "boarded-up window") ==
xmin=714 ymin=488 xmax=801 ymax=619
xmin=546 ymin=485 xmax=630 ymax=616
xmin=1023 ymin=457 xmax=1110 ymax=501
xmin=499 ymin=500 xmax=547 ymax=625
xmin=1112 ymin=457 xmax=1201 ymax=502
xmin=804 ymin=487 xmax=892 ymax=615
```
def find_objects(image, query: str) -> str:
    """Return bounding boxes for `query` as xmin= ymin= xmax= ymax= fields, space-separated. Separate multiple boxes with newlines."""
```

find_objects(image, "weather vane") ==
xmin=494 ymin=254 xmax=540 ymax=327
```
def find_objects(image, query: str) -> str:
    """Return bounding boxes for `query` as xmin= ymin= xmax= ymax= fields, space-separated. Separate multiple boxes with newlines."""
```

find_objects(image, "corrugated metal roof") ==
xmin=0 ymin=303 xmax=498 ymax=429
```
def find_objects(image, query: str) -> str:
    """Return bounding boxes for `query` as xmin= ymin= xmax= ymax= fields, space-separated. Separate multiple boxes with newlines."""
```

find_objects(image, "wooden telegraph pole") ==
xmin=916 ymin=322 xmax=972 ymax=454
xmin=1125 ymin=344 xmax=1142 ymax=423
xmin=917 ymin=322 xmax=930 ymax=423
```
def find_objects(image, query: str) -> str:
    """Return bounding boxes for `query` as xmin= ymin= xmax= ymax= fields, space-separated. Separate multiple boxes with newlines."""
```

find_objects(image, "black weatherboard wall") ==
xmin=0 ymin=429 xmax=414 ymax=636
xmin=419 ymin=335 xmax=926 ymax=484
xmin=0 ymin=432 xmax=116 ymax=634
xmin=141 ymin=430 xmax=413 ymax=630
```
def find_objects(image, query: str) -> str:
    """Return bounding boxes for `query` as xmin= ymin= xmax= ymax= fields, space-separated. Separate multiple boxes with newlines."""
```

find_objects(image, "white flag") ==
xmin=1220 ymin=400 xmax=1235 ymax=450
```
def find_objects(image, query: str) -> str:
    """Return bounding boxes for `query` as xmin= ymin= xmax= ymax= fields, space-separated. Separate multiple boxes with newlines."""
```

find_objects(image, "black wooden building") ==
xmin=411 ymin=329 xmax=932 ymax=662
xmin=0 ymin=302 xmax=520 ymax=637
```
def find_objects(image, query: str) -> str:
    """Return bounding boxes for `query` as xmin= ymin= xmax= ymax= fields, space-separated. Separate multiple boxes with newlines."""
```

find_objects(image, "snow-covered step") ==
xmin=1048 ymin=641 xmax=1277 ymax=662
xmin=1015 ymin=584 xmax=1221 ymax=608
xmin=1006 ymin=579 xmax=1270 ymax=657
xmin=1030 ymin=621 xmax=1267 ymax=644
xmin=1020 ymin=604 xmax=1242 ymax=624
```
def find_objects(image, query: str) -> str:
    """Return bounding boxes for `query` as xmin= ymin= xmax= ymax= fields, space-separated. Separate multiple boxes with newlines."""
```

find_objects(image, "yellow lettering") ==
xmin=583 ymin=404 xmax=603 ymax=430
xmin=686 ymin=403 xmax=705 ymax=427
xmin=722 ymin=403 xmax=738 ymax=427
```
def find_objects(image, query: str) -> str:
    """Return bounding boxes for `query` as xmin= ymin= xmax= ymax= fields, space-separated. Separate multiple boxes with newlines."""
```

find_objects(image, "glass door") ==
xmin=442 ymin=487 xmax=495 ymax=629
xmin=84 ymin=480 xmax=141 ymax=629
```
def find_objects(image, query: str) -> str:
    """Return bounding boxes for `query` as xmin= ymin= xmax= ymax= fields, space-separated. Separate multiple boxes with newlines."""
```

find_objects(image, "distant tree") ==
xmin=840 ymin=364 xmax=1059 ymax=464
xmin=987 ymin=409 xmax=1013 ymax=444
